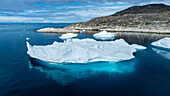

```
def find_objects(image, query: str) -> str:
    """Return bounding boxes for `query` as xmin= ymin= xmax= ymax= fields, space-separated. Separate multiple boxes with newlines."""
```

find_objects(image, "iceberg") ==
xmin=131 ymin=44 xmax=146 ymax=50
xmin=93 ymin=31 xmax=116 ymax=40
xmin=26 ymin=37 xmax=30 ymax=40
xmin=151 ymin=38 xmax=170 ymax=51
xmin=80 ymin=29 xmax=85 ymax=33
xmin=26 ymin=38 xmax=145 ymax=63
xmin=59 ymin=33 xmax=78 ymax=40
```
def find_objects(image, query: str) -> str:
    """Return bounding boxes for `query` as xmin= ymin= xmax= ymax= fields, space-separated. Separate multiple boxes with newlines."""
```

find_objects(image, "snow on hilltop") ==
xmin=26 ymin=39 xmax=146 ymax=63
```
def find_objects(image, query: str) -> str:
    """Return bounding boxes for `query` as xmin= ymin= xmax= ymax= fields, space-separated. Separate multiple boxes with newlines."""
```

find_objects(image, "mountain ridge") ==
xmin=37 ymin=4 xmax=170 ymax=33
xmin=64 ymin=3 xmax=170 ymax=33
xmin=113 ymin=4 xmax=169 ymax=16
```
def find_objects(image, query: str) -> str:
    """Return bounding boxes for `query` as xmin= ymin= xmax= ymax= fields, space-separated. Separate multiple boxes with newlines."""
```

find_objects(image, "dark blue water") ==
xmin=0 ymin=23 xmax=170 ymax=96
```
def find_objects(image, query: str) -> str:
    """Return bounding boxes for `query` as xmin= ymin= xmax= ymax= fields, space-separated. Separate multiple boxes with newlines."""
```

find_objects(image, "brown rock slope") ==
xmin=65 ymin=4 xmax=170 ymax=33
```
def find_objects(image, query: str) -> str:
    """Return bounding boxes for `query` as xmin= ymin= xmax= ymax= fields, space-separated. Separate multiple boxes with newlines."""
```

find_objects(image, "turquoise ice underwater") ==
xmin=26 ymin=27 xmax=170 ymax=86
xmin=26 ymin=30 xmax=147 ymax=85
xmin=1 ymin=23 xmax=170 ymax=96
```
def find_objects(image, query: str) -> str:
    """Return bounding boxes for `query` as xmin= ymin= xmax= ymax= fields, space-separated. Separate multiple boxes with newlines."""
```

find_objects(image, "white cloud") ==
xmin=0 ymin=16 xmax=43 ymax=22
xmin=0 ymin=0 xmax=169 ymax=23
xmin=68 ymin=6 xmax=129 ymax=17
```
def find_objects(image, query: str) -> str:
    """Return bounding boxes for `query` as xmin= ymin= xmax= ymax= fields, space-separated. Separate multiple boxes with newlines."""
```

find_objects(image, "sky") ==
xmin=0 ymin=0 xmax=169 ymax=23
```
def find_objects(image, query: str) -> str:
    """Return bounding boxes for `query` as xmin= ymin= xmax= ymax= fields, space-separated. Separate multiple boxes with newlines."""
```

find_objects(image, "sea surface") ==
xmin=0 ymin=23 xmax=170 ymax=96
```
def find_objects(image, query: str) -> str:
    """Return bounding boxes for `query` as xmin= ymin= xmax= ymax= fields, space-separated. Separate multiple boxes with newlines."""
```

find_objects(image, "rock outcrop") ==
xmin=65 ymin=4 xmax=170 ymax=33
xmin=37 ymin=4 xmax=170 ymax=33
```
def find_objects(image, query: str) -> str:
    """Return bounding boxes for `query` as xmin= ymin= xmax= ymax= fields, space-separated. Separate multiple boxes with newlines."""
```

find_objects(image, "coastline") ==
xmin=36 ymin=27 xmax=170 ymax=34
xmin=36 ymin=27 xmax=79 ymax=33
xmin=36 ymin=4 xmax=170 ymax=34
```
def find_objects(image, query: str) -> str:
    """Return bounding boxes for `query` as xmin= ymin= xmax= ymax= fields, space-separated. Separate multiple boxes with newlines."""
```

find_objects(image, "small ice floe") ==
xmin=26 ymin=37 xmax=30 ymax=40
xmin=131 ymin=44 xmax=146 ymax=50
xmin=80 ymin=29 xmax=85 ymax=33
xmin=59 ymin=33 xmax=77 ymax=40
xmin=93 ymin=31 xmax=116 ymax=40
xmin=26 ymin=38 xmax=145 ymax=63
xmin=23 ymin=29 xmax=26 ymax=32
xmin=151 ymin=38 xmax=170 ymax=51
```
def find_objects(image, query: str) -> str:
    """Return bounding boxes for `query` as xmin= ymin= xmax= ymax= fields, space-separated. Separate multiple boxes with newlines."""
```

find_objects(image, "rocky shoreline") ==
xmin=36 ymin=4 xmax=170 ymax=34
xmin=36 ymin=27 xmax=170 ymax=34
xmin=36 ymin=27 xmax=79 ymax=33
xmin=74 ymin=26 xmax=170 ymax=34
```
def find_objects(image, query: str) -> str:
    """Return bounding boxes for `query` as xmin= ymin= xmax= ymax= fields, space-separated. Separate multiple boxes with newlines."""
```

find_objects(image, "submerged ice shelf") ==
xmin=152 ymin=48 xmax=170 ymax=60
xmin=27 ymin=38 xmax=146 ymax=63
xmin=30 ymin=58 xmax=136 ymax=85
xmin=151 ymin=38 xmax=170 ymax=60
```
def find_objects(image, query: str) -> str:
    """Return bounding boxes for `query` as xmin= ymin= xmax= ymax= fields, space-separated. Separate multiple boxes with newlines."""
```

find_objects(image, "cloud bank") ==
xmin=0 ymin=0 xmax=169 ymax=23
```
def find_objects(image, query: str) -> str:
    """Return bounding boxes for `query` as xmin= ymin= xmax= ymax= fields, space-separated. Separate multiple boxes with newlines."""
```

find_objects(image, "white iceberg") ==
xmin=26 ymin=37 xmax=30 ymax=40
xmin=59 ymin=33 xmax=78 ymax=40
xmin=26 ymin=38 xmax=145 ymax=63
xmin=151 ymin=38 xmax=170 ymax=51
xmin=131 ymin=44 xmax=146 ymax=50
xmin=80 ymin=29 xmax=85 ymax=33
xmin=93 ymin=31 xmax=116 ymax=40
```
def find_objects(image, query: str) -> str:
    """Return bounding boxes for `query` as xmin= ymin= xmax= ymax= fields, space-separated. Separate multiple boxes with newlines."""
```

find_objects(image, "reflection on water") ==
xmin=83 ymin=32 xmax=170 ymax=44
xmin=43 ymin=31 xmax=170 ymax=45
xmin=152 ymin=48 xmax=170 ymax=60
xmin=29 ymin=58 xmax=136 ymax=85
xmin=116 ymin=32 xmax=170 ymax=44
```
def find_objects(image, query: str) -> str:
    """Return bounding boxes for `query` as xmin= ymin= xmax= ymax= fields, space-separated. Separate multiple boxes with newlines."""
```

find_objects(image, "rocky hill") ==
xmin=65 ymin=4 xmax=170 ymax=33
xmin=113 ymin=4 xmax=170 ymax=16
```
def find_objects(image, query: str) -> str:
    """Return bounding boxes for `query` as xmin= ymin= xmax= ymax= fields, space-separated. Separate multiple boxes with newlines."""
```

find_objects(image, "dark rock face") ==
xmin=66 ymin=4 xmax=170 ymax=32
xmin=113 ymin=4 xmax=170 ymax=16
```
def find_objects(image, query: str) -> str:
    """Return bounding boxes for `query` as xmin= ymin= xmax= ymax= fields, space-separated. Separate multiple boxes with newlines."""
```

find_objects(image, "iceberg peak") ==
xmin=93 ymin=31 xmax=116 ymax=40
xmin=59 ymin=33 xmax=78 ymax=40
